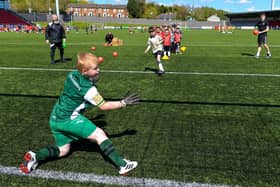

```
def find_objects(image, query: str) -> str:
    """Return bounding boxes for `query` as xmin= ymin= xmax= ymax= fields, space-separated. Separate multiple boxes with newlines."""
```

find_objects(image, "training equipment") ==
xmin=104 ymin=43 xmax=112 ymax=46
xmin=253 ymin=30 xmax=259 ymax=36
xmin=119 ymin=159 xmax=138 ymax=175
xmin=112 ymin=38 xmax=123 ymax=46
xmin=98 ymin=57 xmax=104 ymax=63
xmin=20 ymin=151 xmax=38 ymax=174
xmin=113 ymin=51 xmax=118 ymax=57
xmin=162 ymin=55 xmax=169 ymax=60
xmin=121 ymin=93 xmax=140 ymax=106
xmin=180 ymin=46 xmax=187 ymax=52
xmin=62 ymin=40 xmax=67 ymax=48
xmin=91 ymin=46 xmax=96 ymax=51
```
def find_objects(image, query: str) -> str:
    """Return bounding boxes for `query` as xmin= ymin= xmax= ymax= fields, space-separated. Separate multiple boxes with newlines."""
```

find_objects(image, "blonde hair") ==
xmin=77 ymin=52 xmax=98 ymax=72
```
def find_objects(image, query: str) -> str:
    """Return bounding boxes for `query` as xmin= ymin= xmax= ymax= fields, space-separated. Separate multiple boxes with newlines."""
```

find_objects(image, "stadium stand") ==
xmin=226 ymin=10 xmax=280 ymax=29
xmin=0 ymin=8 xmax=31 ymax=27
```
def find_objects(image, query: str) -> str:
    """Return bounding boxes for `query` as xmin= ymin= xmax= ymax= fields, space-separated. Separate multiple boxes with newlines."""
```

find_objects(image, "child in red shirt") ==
xmin=162 ymin=29 xmax=171 ymax=57
xmin=174 ymin=28 xmax=182 ymax=54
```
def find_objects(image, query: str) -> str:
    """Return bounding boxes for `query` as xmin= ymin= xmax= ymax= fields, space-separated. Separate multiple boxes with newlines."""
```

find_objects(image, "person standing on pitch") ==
xmin=174 ymin=27 xmax=182 ymax=55
xmin=255 ymin=13 xmax=271 ymax=58
xmin=162 ymin=29 xmax=171 ymax=58
xmin=45 ymin=14 xmax=66 ymax=64
xmin=145 ymin=26 xmax=165 ymax=75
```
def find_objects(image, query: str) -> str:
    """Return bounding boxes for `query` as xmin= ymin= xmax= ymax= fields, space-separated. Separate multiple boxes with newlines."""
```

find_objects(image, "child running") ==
xmin=145 ymin=26 xmax=165 ymax=75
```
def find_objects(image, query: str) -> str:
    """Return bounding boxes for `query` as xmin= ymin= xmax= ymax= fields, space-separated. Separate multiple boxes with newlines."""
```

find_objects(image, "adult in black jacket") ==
xmin=45 ymin=14 xmax=66 ymax=64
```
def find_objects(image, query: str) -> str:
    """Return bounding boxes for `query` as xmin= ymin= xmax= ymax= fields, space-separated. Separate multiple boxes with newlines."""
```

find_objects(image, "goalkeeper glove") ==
xmin=120 ymin=92 xmax=140 ymax=107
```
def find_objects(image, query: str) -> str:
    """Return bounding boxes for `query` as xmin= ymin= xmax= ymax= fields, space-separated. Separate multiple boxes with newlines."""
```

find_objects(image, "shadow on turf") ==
xmin=2 ymin=93 xmax=280 ymax=108
xmin=54 ymin=58 xmax=72 ymax=63
xmin=144 ymin=67 xmax=158 ymax=73
xmin=241 ymin=53 xmax=255 ymax=57
xmin=88 ymin=114 xmax=137 ymax=139
xmin=38 ymin=114 xmax=137 ymax=169
xmin=144 ymin=67 xmax=165 ymax=76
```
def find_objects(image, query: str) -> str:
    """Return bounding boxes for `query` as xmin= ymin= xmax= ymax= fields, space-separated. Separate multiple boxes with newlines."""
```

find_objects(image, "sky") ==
xmin=89 ymin=0 xmax=280 ymax=13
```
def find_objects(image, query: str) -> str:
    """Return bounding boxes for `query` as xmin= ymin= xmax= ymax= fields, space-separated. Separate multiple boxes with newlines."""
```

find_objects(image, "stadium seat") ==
xmin=0 ymin=9 xmax=31 ymax=25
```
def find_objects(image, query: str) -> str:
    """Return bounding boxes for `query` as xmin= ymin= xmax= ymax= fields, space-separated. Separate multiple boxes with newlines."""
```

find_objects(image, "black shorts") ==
xmin=164 ymin=46 xmax=170 ymax=51
xmin=153 ymin=51 xmax=163 ymax=58
xmin=258 ymin=34 xmax=268 ymax=45
xmin=50 ymin=42 xmax=63 ymax=50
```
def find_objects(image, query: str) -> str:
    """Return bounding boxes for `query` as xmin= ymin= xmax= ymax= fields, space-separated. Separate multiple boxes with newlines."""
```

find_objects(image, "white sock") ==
xmin=256 ymin=48 xmax=261 ymax=56
xmin=158 ymin=62 xmax=164 ymax=72
xmin=168 ymin=51 xmax=170 ymax=57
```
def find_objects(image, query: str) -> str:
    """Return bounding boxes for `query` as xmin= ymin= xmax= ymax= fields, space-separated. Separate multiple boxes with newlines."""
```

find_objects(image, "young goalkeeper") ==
xmin=20 ymin=52 xmax=139 ymax=175
xmin=145 ymin=26 xmax=165 ymax=74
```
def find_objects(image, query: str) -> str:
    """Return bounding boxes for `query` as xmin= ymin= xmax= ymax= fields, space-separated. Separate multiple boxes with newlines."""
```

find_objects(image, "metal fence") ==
xmin=16 ymin=13 xmax=221 ymax=28
xmin=72 ymin=16 xmax=220 ymax=28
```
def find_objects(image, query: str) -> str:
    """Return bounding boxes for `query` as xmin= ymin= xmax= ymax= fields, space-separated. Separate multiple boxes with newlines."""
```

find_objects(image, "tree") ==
xmin=138 ymin=0 xmax=145 ymax=17
xmin=173 ymin=5 xmax=189 ymax=20
xmin=193 ymin=7 xmax=227 ymax=21
xmin=143 ymin=3 xmax=158 ymax=19
xmin=127 ymin=0 xmax=144 ymax=18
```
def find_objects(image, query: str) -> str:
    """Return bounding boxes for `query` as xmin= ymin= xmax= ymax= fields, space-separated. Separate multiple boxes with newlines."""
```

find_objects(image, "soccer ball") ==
xmin=253 ymin=30 xmax=259 ymax=36
xmin=98 ymin=57 xmax=104 ymax=63
xmin=112 ymin=51 xmax=118 ymax=57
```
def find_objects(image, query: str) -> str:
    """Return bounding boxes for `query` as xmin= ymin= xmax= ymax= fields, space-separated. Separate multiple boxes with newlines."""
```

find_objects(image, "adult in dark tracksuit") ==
xmin=45 ymin=14 xmax=66 ymax=64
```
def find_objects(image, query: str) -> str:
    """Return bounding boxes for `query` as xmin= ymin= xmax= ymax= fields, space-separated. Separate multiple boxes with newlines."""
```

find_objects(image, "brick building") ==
xmin=67 ymin=4 xmax=128 ymax=18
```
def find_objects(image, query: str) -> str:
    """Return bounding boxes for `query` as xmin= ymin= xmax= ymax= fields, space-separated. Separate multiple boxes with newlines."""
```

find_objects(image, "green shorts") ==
xmin=49 ymin=115 xmax=97 ymax=147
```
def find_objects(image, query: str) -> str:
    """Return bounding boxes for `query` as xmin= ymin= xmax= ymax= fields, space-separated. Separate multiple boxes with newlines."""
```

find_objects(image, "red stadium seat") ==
xmin=0 ymin=9 xmax=31 ymax=25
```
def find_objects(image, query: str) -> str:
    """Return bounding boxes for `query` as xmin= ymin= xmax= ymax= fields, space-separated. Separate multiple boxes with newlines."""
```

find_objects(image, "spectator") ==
xmin=45 ymin=14 xmax=66 ymax=64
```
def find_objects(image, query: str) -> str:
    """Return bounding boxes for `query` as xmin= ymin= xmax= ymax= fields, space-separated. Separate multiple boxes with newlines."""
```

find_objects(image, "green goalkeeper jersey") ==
xmin=50 ymin=70 xmax=105 ymax=121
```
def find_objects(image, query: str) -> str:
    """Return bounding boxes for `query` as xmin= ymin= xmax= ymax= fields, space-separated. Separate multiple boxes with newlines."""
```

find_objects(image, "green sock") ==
xmin=99 ymin=139 xmax=126 ymax=167
xmin=35 ymin=146 xmax=60 ymax=161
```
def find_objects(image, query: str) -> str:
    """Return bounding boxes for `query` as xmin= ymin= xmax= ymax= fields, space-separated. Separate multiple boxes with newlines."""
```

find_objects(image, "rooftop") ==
xmin=67 ymin=4 xmax=127 ymax=9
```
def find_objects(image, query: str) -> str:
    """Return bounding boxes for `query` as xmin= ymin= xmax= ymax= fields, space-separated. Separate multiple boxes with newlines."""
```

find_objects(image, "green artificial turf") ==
xmin=0 ymin=29 xmax=280 ymax=186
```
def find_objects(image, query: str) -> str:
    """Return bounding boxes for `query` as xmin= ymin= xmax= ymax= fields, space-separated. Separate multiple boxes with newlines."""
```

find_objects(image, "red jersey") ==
xmin=174 ymin=32 xmax=181 ymax=43
xmin=162 ymin=33 xmax=171 ymax=46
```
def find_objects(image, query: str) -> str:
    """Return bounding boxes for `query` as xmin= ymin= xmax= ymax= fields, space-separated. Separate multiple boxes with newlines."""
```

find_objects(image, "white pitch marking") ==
xmin=0 ymin=165 xmax=231 ymax=187
xmin=2 ymin=42 xmax=280 ymax=47
xmin=1 ymin=66 xmax=280 ymax=78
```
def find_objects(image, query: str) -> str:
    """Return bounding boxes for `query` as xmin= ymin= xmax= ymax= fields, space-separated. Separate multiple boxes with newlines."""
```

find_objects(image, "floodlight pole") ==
xmin=271 ymin=0 xmax=275 ymax=10
xmin=55 ymin=0 xmax=60 ymax=20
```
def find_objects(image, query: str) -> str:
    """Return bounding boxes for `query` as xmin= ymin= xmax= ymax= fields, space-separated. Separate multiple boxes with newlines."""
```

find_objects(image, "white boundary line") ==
xmin=2 ymin=42 xmax=280 ymax=47
xmin=1 ymin=66 xmax=280 ymax=78
xmin=0 ymin=165 xmax=232 ymax=187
